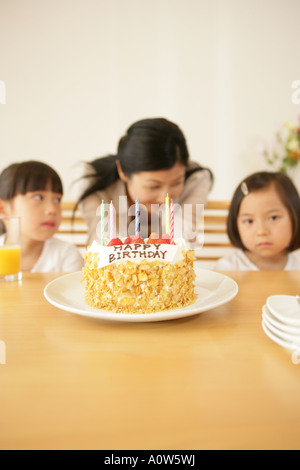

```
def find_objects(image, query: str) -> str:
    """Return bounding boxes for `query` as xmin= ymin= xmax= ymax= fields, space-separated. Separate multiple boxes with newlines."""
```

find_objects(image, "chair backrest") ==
xmin=58 ymin=200 xmax=234 ymax=266
xmin=57 ymin=202 xmax=88 ymax=252
xmin=194 ymin=200 xmax=234 ymax=269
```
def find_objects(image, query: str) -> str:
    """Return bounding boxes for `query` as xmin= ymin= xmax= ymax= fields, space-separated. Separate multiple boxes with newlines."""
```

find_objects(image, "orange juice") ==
xmin=0 ymin=246 xmax=21 ymax=276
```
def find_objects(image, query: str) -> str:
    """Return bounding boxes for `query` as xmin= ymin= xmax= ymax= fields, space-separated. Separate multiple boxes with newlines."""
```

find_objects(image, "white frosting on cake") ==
xmin=87 ymin=238 xmax=189 ymax=269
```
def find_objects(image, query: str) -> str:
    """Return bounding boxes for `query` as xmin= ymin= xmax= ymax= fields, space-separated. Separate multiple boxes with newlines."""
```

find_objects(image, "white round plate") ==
xmin=262 ymin=305 xmax=300 ymax=336
xmin=262 ymin=320 xmax=300 ymax=352
xmin=262 ymin=309 xmax=300 ymax=346
xmin=44 ymin=269 xmax=239 ymax=323
xmin=267 ymin=295 xmax=300 ymax=327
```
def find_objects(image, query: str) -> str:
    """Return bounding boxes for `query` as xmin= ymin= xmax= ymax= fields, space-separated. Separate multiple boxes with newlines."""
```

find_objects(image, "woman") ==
xmin=75 ymin=118 xmax=213 ymax=247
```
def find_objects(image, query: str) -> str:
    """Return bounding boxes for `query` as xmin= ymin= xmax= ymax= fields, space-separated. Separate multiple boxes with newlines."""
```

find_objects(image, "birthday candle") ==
xmin=110 ymin=200 xmax=114 ymax=239
xmin=135 ymin=197 xmax=139 ymax=236
xmin=165 ymin=193 xmax=170 ymax=235
xmin=101 ymin=200 xmax=105 ymax=245
xmin=170 ymin=198 xmax=174 ymax=244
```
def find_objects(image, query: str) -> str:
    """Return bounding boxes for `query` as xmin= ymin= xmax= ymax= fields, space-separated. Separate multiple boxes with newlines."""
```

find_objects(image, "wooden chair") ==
xmin=57 ymin=201 xmax=234 ymax=267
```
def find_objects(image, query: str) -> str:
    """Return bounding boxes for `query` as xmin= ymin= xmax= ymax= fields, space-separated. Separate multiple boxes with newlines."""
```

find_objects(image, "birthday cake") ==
xmin=82 ymin=233 xmax=196 ymax=313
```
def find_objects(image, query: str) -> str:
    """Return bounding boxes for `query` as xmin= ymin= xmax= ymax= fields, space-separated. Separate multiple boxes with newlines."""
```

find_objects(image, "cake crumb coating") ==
xmin=82 ymin=250 xmax=196 ymax=313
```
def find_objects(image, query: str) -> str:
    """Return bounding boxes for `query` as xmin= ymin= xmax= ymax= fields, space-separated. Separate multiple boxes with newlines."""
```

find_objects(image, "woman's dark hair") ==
xmin=227 ymin=171 xmax=300 ymax=252
xmin=0 ymin=160 xmax=63 ymax=200
xmin=77 ymin=117 xmax=213 ymax=204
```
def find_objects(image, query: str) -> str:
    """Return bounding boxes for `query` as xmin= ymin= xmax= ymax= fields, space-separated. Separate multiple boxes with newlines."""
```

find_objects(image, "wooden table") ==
xmin=0 ymin=271 xmax=300 ymax=450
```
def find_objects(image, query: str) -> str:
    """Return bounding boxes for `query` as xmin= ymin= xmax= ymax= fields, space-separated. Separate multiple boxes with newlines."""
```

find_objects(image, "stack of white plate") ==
xmin=262 ymin=295 xmax=300 ymax=352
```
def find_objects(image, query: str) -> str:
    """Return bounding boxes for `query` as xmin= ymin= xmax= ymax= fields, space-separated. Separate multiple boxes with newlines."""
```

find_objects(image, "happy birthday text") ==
xmin=108 ymin=243 xmax=167 ymax=264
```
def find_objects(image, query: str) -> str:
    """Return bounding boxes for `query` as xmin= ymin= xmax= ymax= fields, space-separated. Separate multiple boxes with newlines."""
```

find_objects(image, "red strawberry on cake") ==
xmin=124 ymin=235 xmax=145 ymax=244
xmin=148 ymin=233 xmax=171 ymax=244
xmin=107 ymin=238 xmax=123 ymax=246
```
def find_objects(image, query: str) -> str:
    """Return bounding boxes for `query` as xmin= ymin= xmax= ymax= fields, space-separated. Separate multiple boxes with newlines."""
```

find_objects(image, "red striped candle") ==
xmin=170 ymin=198 xmax=174 ymax=244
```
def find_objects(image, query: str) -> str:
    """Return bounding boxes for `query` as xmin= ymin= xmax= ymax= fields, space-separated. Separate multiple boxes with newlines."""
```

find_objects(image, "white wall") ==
xmin=0 ymin=0 xmax=299 ymax=201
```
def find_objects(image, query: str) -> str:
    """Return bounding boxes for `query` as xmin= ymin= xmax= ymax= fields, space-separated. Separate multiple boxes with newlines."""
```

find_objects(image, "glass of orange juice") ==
xmin=0 ymin=216 xmax=22 ymax=282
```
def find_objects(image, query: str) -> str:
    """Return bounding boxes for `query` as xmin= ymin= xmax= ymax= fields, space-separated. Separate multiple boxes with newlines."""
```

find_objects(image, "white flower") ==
xmin=286 ymin=138 xmax=299 ymax=152
xmin=284 ymin=121 xmax=297 ymax=131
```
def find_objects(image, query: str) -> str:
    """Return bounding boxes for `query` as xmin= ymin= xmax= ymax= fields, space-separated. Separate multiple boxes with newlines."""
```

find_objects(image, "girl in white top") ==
xmin=74 ymin=118 xmax=213 ymax=248
xmin=215 ymin=172 xmax=300 ymax=271
xmin=0 ymin=161 xmax=84 ymax=273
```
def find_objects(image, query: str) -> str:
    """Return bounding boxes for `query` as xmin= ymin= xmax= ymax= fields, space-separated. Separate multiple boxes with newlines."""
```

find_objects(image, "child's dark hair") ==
xmin=0 ymin=161 xmax=63 ymax=200
xmin=227 ymin=171 xmax=300 ymax=252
